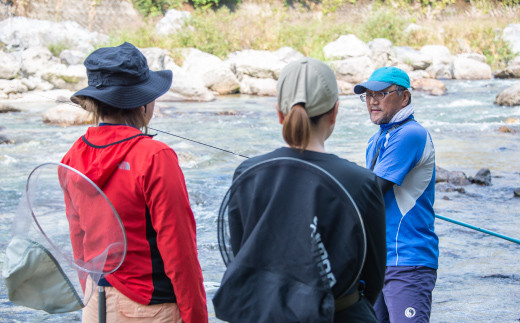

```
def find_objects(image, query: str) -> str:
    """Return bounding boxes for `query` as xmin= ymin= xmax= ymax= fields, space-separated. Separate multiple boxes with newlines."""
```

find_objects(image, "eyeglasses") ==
xmin=360 ymin=89 xmax=399 ymax=102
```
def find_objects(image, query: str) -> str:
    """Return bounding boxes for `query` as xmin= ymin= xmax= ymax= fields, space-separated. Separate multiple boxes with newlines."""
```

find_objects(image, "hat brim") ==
xmin=353 ymin=81 xmax=393 ymax=94
xmin=72 ymin=70 xmax=173 ymax=109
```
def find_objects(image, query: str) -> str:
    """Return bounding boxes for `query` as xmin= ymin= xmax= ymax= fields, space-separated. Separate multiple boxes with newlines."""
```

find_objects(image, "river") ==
xmin=1 ymin=79 xmax=519 ymax=322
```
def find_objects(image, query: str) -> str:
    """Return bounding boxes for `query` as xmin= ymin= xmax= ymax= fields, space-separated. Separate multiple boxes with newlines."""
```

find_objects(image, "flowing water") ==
xmin=1 ymin=79 xmax=519 ymax=322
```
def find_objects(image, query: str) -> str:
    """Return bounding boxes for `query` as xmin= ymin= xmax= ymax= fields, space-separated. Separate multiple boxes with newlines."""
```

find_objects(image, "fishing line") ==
xmin=148 ymin=127 xmax=249 ymax=159
xmin=26 ymin=92 xmax=250 ymax=159
xmin=23 ymin=92 xmax=520 ymax=245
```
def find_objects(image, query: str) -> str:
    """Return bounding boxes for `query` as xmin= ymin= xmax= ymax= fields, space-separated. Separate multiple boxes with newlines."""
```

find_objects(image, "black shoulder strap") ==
xmin=369 ymin=118 xmax=415 ymax=171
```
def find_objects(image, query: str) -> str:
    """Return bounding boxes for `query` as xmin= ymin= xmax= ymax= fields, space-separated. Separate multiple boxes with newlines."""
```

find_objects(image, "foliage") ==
xmin=358 ymin=7 xmax=410 ymax=44
xmin=111 ymin=0 xmax=518 ymax=70
xmin=132 ymin=0 xmax=180 ymax=16
xmin=47 ymin=42 xmax=70 ymax=57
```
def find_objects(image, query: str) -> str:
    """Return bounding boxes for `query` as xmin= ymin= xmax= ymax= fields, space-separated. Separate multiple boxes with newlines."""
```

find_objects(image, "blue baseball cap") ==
xmin=353 ymin=66 xmax=410 ymax=94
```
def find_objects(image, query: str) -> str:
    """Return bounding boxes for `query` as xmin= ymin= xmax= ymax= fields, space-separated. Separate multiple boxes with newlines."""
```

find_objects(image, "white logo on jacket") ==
xmin=310 ymin=216 xmax=336 ymax=288
xmin=118 ymin=161 xmax=131 ymax=170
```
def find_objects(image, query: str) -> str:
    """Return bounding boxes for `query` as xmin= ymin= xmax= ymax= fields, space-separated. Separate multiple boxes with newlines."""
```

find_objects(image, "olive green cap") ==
xmin=277 ymin=58 xmax=338 ymax=117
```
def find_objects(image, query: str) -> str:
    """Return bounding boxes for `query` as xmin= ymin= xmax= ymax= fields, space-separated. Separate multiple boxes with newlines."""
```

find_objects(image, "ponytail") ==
xmin=282 ymin=104 xmax=311 ymax=151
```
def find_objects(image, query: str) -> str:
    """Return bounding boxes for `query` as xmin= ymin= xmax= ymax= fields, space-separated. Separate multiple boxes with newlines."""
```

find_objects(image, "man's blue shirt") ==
xmin=366 ymin=116 xmax=439 ymax=269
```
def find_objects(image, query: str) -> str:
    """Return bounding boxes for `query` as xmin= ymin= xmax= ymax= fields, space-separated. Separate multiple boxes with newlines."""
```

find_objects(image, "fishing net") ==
xmin=2 ymin=162 xmax=126 ymax=313
xmin=215 ymin=157 xmax=366 ymax=321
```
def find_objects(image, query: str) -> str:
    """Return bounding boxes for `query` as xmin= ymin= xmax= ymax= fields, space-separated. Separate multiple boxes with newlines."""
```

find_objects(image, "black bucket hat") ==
xmin=72 ymin=42 xmax=173 ymax=109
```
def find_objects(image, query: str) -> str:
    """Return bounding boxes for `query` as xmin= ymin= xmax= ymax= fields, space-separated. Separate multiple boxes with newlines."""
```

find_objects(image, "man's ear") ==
xmin=275 ymin=104 xmax=285 ymax=124
xmin=402 ymin=90 xmax=411 ymax=107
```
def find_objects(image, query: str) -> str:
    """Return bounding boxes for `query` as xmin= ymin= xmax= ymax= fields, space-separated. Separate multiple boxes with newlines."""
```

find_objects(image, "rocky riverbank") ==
xmin=0 ymin=14 xmax=519 ymax=127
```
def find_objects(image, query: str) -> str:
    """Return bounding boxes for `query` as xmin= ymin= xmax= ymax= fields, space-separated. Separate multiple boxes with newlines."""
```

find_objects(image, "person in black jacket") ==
xmin=213 ymin=57 xmax=386 ymax=323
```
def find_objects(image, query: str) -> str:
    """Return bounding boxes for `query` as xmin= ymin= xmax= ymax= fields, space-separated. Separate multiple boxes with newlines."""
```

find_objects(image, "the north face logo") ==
xmin=118 ymin=161 xmax=130 ymax=170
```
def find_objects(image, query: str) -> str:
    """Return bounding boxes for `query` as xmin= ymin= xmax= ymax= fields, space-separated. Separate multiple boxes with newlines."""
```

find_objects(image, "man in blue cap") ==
xmin=354 ymin=67 xmax=439 ymax=323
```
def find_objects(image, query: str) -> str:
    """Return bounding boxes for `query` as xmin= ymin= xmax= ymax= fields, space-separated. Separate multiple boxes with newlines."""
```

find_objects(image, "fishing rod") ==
xmin=27 ymin=92 xmax=520 ymax=245
xmin=435 ymin=214 xmax=520 ymax=245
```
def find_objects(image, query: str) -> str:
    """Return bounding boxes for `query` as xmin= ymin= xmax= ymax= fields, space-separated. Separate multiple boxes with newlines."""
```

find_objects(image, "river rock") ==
xmin=468 ymin=168 xmax=492 ymax=186
xmin=502 ymin=24 xmax=520 ymax=54
xmin=272 ymin=47 xmax=305 ymax=63
xmin=368 ymin=38 xmax=398 ymax=69
xmin=239 ymin=75 xmax=277 ymax=96
xmin=426 ymin=64 xmax=452 ymax=79
xmin=0 ymin=103 xmax=21 ymax=113
xmin=452 ymin=56 xmax=492 ymax=80
xmin=42 ymin=103 xmax=93 ymax=126
xmin=498 ymin=126 xmax=516 ymax=133
xmin=140 ymin=47 xmax=182 ymax=73
xmin=494 ymin=83 xmax=520 ymax=106
xmin=183 ymin=49 xmax=240 ymax=95
xmin=435 ymin=166 xmax=470 ymax=185
xmin=337 ymin=80 xmax=354 ymax=95
xmin=226 ymin=49 xmax=286 ymax=80
xmin=20 ymin=46 xmax=61 ymax=76
xmin=323 ymin=34 xmax=371 ymax=60
xmin=436 ymin=182 xmax=466 ymax=193
xmin=41 ymin=64 xmax=87 ymax=91
xmin=59 ymin=49 xmax=87 ymax=65
xmin=514 ymin=188 xmax=520 ymax=197
xmin=0 ymin=133 xmax=12 ymax=144
xmin=0 ymin=79 xmax=29 ymax=98
xmin=0 ymin=17 xmax=107 ymax=52
xmin=0 ymin=52 xmax=21 ymax=79
xmin=411 ymin=78 xmax=446 ymax=95
xmin=155 ymin=9 xmax=191 ymax=36
xmin=394 ymin=46 xmax=432 ymax=70
xmin=330 ymin=56 xmax=374 ymax=84
xmin=494 ymin=56 xmax=520 ymax=79
xmin=420 ymin=45 xmax=452 ymax=66
xmin=166 ymin=71 xmax=215 ymax=102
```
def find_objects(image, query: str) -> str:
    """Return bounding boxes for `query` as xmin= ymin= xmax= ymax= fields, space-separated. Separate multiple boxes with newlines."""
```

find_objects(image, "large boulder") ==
xmin=59 ymin=49 xmax=88 ymax=66
xmin=140 ymin=47 xmax=182 ymax=73
xmin=323 ymin=34 xmax=371 ymax=60
xmin=394 ymin=46 xmax=432 ymax=70
xmin=330 ymin=56 xmax=374 ymax=84
xmin=226 ymin=49 xmax=287 ymax=80
xmin=20 ymin=46 xmax=61 ymax=76
xmin=452 ymin=56 xmax=492 ymax=80
xmin=41 ymin=64 xmax=87 ymax=91
xmin=411 ymin=78 xmax=446 ymax=96
xmin=494 ymin=56 xmax=520 ymax=79
xmin=155 ymin=10 xmax=191 ymax=36
xmin=420 ymin=45 xmax=452 ymax=66
xmin=42 ymin=103 xmax=93 ymax=126
xmin=183 ymin=49 xmax=240 ymax=95
xmin=0 ymin=79 xmax=29 ymax=99
xmin=0 ymin=52 xmax=21 ymax=79
xmin=239 ymin=75 xmax=277 ymax=96
xmin=164 ymin=71 xmax=215 ymax=102
xmin=0 ymin=17 xmax=107 ymax=53
xmin=494 ymin=83 xmax=520 ymax=106
xmin=503 ymin=24 xmax=520 ymax=54
xmin=368 ymin=38 xmax=398 ymax=69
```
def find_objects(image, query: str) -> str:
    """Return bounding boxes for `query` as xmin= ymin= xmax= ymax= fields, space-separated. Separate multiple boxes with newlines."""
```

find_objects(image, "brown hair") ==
xmin=282 ymin=104 xmax=334 ymax=151
xmin=72 ymin=96 xmax=148 ymax=132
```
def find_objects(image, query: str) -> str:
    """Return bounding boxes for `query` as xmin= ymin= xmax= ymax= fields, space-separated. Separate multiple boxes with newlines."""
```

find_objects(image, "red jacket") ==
xmin=61 ymin=125 xmax=208 ymax=323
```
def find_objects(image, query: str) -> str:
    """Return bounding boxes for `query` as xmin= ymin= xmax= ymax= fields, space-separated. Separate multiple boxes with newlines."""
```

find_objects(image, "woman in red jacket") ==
xmin=61 ymin=42 xmax=207 ymax=323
